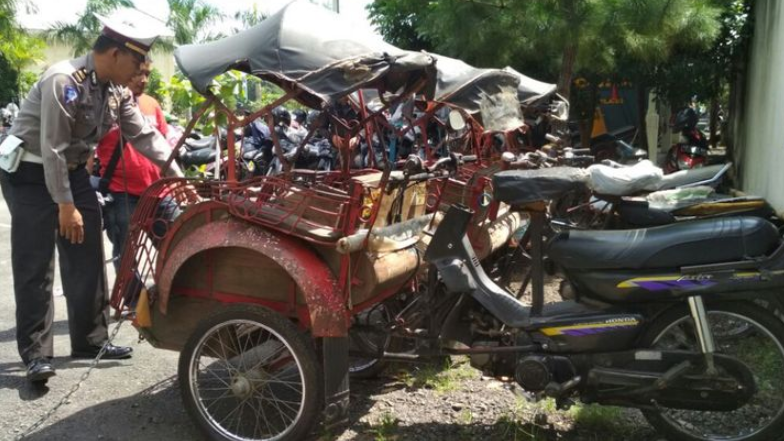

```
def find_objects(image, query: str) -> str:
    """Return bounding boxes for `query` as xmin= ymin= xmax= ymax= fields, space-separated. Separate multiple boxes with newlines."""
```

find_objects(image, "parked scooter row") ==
xmin=550 ymin=160 xmax=780 ymax=230
xmin=353 ymin=161 xmax=784 ymax=441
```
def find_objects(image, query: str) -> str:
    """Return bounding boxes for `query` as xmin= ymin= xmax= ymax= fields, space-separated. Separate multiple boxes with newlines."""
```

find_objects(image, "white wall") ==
xmin=25 ymin=39 xmax=176 ymax=84
xmin=739 ymin=0 xmax=784 ymax=212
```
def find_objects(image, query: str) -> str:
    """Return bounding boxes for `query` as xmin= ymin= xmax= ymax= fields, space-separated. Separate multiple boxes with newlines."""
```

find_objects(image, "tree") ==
xmin=165 ymin=0 xmax=223 ymax=46
xmin=233 ymin=3 xmax=267 ymax=33
xmin=368 ymin=0 xmax=723 ymax=101
xmin=0 ymin=28 xmax=45 ymax=101
xmin=366 ymin=0 xmax=435 ymax=52
xmin=0 ymin=0 xmax=15 ymax=39
xmin=0 ymin=53 xmax=18 ymax=104
xmin=45 ymin=0 xmax=135 ymax=57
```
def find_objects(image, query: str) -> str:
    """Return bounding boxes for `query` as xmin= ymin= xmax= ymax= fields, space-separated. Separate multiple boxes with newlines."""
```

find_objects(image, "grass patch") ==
xmin=568 ymin=403 xmax=623 ymax=431
xmin=397 ymin=357 xmax=478 ymax=393
xmin=369 ymin=412 xmax=399 ymax=441
xmin=495 ymin=398 xmax=548 ymax=441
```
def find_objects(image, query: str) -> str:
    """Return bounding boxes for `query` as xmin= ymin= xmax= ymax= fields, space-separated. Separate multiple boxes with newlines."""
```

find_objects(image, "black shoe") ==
xmin=71 ymin=344 xmax=133 ymax=360
xmin=26 ymin=358 xmax=56 ymax=383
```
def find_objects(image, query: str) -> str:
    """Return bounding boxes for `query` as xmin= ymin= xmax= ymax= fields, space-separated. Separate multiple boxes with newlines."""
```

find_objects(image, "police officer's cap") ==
xmin=95 ymin=14 xmax=158 ymax=59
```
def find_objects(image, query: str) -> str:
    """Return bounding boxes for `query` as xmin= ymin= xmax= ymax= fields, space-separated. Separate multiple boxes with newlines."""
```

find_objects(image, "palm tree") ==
xmin=45 ymin=0 xmax=135 ymax=57
xmin=233 ymin=3 xmax=267 ymax=33
xmin=165 ymin=0 xmax=223 ymax=46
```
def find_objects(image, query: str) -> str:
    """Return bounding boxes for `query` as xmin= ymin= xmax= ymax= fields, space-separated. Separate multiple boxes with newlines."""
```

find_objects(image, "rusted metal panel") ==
xmin=157 ymin=219 xmax=349 ymax=337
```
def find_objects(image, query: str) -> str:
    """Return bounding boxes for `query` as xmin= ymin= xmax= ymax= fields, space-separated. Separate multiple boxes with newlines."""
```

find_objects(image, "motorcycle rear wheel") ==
xmin=349 ymin=299 xmax=404 ymax=378
xmin=641 ymin=302 xmax=784 ymax=441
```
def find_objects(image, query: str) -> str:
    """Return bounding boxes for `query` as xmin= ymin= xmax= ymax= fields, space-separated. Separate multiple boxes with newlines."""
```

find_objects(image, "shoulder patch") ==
xmin=63 ymin=85 xmax=79 ymax=105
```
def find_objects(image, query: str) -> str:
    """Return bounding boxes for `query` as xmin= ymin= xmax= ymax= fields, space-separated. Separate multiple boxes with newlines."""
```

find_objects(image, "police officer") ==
xmin=0 ymin=16 xmax=185 ymax=383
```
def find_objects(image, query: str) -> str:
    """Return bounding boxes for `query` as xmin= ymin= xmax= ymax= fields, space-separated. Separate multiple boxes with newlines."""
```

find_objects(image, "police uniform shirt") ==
xmin=9 ymin=53 xmax=181 ymax=204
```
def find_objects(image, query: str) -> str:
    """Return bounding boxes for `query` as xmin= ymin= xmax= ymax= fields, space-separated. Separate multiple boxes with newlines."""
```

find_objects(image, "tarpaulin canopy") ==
xmin=174 ymin=0 xmax=437 ymax=108
xmin=430 ymin=54 xmax=520 ymax=114
xmin=503 ymin=67 xmax=558 ymax=106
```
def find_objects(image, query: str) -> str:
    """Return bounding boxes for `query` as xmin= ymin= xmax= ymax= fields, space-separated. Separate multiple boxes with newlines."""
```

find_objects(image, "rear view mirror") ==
xmin=448 ymin=110 xmax=466 ymax=131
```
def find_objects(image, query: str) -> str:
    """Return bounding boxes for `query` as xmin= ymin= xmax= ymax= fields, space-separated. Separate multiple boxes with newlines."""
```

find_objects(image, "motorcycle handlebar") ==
xmin=545 ymin=133 xmax=563 ymax=144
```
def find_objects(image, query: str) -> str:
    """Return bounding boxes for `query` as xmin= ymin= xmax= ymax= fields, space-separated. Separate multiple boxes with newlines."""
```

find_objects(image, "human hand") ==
xmin=58 ymin=203 xmax=84 ymax=244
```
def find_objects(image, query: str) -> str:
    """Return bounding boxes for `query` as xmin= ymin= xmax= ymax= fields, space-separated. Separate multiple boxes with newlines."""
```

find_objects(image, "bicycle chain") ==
xmin=13 ymin=317 xmax=127 ymax=440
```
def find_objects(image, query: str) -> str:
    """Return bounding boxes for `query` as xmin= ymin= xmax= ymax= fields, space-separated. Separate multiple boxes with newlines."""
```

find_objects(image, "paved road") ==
xmin=0 ymin=192 xmax=201 ymax=441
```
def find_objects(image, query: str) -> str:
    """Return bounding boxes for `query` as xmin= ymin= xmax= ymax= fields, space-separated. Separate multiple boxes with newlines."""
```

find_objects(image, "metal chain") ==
xmin=13 ymin=318 xmax=127 ymax=440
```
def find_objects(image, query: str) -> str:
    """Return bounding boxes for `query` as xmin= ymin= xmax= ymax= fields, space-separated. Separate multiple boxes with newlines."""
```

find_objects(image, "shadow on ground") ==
xmin=22 ymin=376 xmax=200 ymax=441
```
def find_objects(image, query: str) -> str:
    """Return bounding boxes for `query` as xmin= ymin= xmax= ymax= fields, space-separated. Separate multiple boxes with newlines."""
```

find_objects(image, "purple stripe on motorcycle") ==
xmin=563 ymin=327 xmax=608 ymax=336
xmin=634 ymin=280 xmax=716 ymax=291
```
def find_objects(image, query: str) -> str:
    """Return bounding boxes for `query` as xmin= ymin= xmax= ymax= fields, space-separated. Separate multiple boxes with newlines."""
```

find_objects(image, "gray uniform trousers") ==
xmin=1 ymin=162 xmax=108 ymax=364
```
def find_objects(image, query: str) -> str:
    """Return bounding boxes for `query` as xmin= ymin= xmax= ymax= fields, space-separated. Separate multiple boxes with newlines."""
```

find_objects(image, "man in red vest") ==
xmin=95 ymin=60 xmax=170 ymax=268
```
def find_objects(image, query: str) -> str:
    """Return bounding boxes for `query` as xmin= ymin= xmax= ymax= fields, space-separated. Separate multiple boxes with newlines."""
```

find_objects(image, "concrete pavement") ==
xmin=0 ymin=191 xmax=201 ymax=440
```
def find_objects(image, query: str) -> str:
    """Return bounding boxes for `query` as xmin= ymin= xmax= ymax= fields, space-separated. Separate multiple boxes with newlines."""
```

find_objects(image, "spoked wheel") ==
xmin=641 ymin=302 xmax=784 ymax=441
xmin=349 ymin=299 xmax=404 ymax=379
xmin=179 ymin=305 xmax=322 ymax=441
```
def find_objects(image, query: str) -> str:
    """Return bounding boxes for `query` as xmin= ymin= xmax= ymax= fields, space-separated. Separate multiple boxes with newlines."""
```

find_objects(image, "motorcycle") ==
xmin=405 ymin=167 xmax=784 ymax=441
xmin=664 ymin=106 xmax=709 ymax=173
xmin=0 ymin=102 xmax=19 ymax=135
xmin=551 ymin=161 xmax=779 ymax=230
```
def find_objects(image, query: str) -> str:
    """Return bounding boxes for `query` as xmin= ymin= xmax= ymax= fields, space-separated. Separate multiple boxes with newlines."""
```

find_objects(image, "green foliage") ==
xmin=146 ymin=66 xmax=167 ymax=104
xmin=0 ymin=0 xmax=16 ymax=39
xmin=45 ymin=0 xmax=135 ymax=57
xmin=160 ymin=70 xmax=289 ymax=135
xmin=644 ymin=0 xmax=753 ymax=107
xmin=0 ymin=28 xmax=45 ymax=102
xmin=368 ymin=0 xmax=726 ymax=100
xmin=0 ymin=29 xmax=45 ymax=71
xmin=233 ymin=3 xmax=267 ymax=33
xmin=0 ymin=53 xmax=18 ymax=104
xmin=18 ymin=70 xmax=38 ymax=100
xmin=166 ymin=0 xmax=223 ymax=45
xmin=366 ymin=0 xmax=435 ymax=51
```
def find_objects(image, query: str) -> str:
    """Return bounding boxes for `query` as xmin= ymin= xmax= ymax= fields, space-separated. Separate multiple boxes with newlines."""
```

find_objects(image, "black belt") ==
xmin=67 ymin=162 xmax=87 ymax=172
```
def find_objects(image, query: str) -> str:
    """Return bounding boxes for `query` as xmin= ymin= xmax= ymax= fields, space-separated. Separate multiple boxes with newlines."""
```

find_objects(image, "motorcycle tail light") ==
xmin=677 ymin=156 xmax=692 ymax=170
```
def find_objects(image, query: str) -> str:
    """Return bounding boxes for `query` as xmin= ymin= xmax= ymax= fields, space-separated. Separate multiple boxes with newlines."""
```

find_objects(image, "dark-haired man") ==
xmin=0 ymin=15 xmax=184 ymax=383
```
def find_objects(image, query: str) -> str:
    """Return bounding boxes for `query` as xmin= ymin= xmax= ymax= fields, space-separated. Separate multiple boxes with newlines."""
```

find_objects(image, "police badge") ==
xmin=63 ymin=85 xmax=78 ymax=105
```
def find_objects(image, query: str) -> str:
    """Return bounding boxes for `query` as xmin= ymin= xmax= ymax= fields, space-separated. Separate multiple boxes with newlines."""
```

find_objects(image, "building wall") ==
xmin=738 ymin=0 xmax=784 ymax=213
xmin=25 ymin=39 xmax=176 ymax=82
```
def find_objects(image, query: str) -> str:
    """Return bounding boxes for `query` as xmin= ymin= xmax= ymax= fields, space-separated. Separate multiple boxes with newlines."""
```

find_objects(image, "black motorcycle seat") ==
xmin=549 ymin=216 xmax=780 ymax=270
xmin=185 ymin=136 xmax=216 ymax=151
xmin=180 ymin=148 xmax=217 ymax=166
xmin=494 ymin=167 xmax=589 ymax=205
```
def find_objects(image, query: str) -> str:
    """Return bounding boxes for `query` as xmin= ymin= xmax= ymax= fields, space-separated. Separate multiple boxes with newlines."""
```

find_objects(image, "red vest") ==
xmin=96 ymin=94 xmax=168 ymax=196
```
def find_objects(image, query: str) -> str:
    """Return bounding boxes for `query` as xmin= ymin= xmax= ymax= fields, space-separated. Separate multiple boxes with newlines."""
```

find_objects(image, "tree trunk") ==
xmin=579 ymin=118 xmax=592 ymax=150
xmin=637 ymin=81 xmax=648 ymax=151
xmin=709 ymin=74 xmax=721 ymax=148
xmin=557 ymin=41 xmax=578 ymax=102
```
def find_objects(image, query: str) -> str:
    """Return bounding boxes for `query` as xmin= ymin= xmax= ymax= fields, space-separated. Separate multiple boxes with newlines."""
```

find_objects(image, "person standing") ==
xmin=0 ymin=16 xmax=185 ymax=383
xmin=95 ymin=60 xmax=168 ymax=268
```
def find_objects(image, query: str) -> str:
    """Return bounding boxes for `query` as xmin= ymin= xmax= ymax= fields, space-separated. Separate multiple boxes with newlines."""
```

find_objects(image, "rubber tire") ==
xmin=349 ymin=301 xmax=404 ymax=379
xmin=640 ymin=301 xmax=784 ymax=441
xmin=178 ymin=304 xmax=322 ymax=441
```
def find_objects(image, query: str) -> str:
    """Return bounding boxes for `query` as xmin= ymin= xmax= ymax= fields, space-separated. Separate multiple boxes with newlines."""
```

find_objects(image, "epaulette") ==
xmin=71 ymin=68 xmax=89 ymax=84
